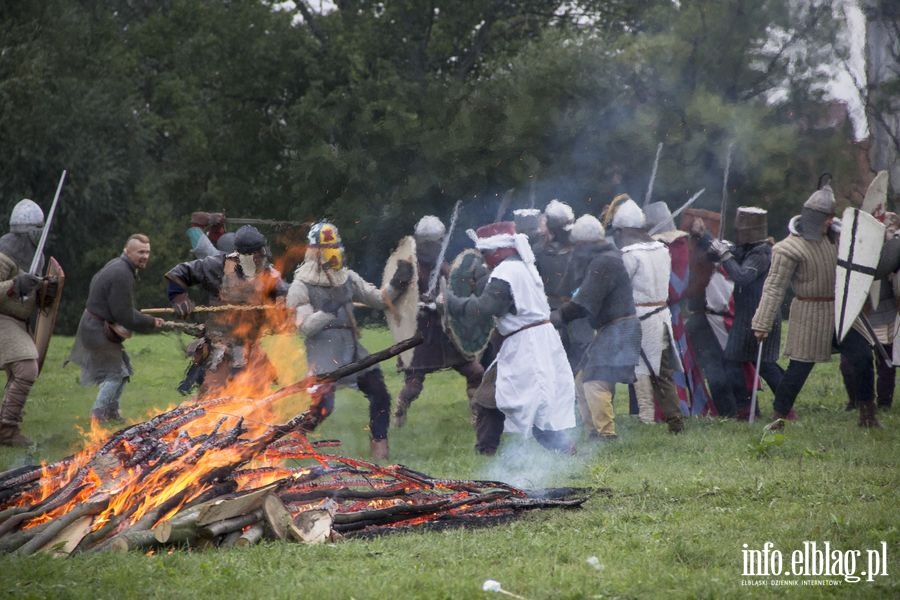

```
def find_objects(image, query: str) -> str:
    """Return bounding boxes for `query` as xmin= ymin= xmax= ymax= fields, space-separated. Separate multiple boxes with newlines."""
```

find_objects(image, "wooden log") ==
xmin=153 ymin=518 xmax=200 ymax=544
xmin=196 ymin=484 xmax=276 ymax=526
xmin=39 ymin=515 xmax=93 ymax=556
xmin=15 ymin=499 xmax=108 ymax=556
xmin=262 ymin=494 xmax=293 ymax=541
xmin=199 ymin=509 xmax=262 ymax=539
xmin=234 ymin=523 xmax=264 ymax=547
xmin=293 ymin=507 xmax=334 ymax=544
xmin=0 ymin=517 xmax=55 ymax=554
xmin=220 ymin=530 xmax=243 ymax=549
xmin=108 ymin=530 xmax=159 ymax=553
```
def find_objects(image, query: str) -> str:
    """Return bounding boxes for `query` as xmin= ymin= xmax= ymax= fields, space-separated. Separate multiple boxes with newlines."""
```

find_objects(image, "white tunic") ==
xmin=620 ymin=241 xmax=683 ymax=375
xmin=489 ymin=259 xmax=576 ymax=435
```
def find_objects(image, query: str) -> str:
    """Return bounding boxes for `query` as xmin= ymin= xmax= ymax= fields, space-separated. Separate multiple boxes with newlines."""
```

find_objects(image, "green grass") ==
xmin=1 ymin=328 xmax=897 ymax=599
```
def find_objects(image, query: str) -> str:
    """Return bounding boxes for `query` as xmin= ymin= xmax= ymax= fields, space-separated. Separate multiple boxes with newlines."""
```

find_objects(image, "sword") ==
xmin=425 ymin=200 xmax=462 ymax=299
xmin=648 ymin=188 xmax=706 ymax=236
xmin=29 ymin=170 xmax=67 ymax=276
xmin=643 ymin=142 xmax=663 ymax=207
xmin=748 ymin=340 xmax=764 ymax=423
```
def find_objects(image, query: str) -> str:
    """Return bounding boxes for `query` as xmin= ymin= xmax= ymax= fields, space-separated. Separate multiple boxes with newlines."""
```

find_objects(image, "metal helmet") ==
xmin=234 ymin=225 xmax=267 ymax=254
xmin=570 ymin=214 xmax=605 ymax=243
xmin=544 ymin=199 xmax=575 ymax=231
xmin=643 ymin=201 xmax=675 ymax=234
xmin=308 ymin=221 xmax=345 ymax=270
xmin=799 ymin=184 xmax=836 ymax=241
xmin=603 ymin=194 xmax=646 ymax=229
xmin=414 ymin=215 xmax=445 ymax=242
xmin=10 ymin=199 xmax=44 ymax=232
xmin=803 ymin=185 xmax=835 ymax=215
xmin=216 ymin=232 xmax=236 ymax=254
xmin=734 ymin=207 xmax=768 ymax=245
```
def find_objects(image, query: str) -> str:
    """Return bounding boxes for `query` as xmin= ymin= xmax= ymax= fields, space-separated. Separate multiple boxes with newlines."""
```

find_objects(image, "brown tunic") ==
xmin=752 ymin=233 xmax=845 ymax=362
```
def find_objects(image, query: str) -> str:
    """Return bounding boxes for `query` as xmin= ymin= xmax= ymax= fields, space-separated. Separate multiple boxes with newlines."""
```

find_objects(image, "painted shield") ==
xmin=835 ymin=208 xmax=884 ymax=342
xmin=442 ymin=249 xmax=493 ymax=359
xmin=381 ymin=235 xmax=419 ymax=367
xmin=861 ymin=171 xmax=889 ymax=308
xmin=33 ymin=257 xmax=65 ymax=373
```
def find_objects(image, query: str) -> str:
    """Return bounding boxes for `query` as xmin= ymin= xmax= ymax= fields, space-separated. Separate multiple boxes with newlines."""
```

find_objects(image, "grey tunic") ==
xmin=69 ymin=255 xmax=157 ymax=384
xmin=565 ymin=241 xmax=641 ymax=384
xmin=287 ymin=263 xmax=391 ymax=384
xmin=533 ymin=238 xmax=594 ymax=365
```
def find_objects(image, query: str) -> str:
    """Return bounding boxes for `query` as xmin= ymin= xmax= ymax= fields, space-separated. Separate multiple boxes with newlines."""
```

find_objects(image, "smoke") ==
xmin=477 ymin=431 xmax=593 ymax=490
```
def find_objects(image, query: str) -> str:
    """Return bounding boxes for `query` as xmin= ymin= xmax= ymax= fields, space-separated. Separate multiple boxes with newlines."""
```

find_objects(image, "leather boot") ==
xmin=393 ymin=398 xmax=410 ymax=428
xmin=370 ymin=438 xmax=389 ymax=461
xmin=0 ymin=424 xmax=32 ymax=447
xmin=765 ymin=411 xmax=788 ymax=431
xmin=858 ymin=401 xmax=882 ymax=429
xmin=665 ymin=415 xmax=684 ymax=434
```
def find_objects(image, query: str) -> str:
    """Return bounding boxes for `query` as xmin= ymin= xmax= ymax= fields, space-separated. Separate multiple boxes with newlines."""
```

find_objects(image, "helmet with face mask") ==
xmin=233 ymin=225 xmax=267 ymax=278
xmin=10 ymin=199 xmax=44 ymax=245
xmin=308 ymin=221 xmax=344 ymax=271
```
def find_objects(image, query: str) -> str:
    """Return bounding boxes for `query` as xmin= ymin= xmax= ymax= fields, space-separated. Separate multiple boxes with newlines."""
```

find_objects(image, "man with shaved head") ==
xmin=69 ymin=234 xmax=163 ymax=423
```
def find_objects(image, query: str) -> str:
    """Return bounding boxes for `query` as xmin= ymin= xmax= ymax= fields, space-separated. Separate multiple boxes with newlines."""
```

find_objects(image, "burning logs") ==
xmin=0 ymin=335 xmax=590 ymax=554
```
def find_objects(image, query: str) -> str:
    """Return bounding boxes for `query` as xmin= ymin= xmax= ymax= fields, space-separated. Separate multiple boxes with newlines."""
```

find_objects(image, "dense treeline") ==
xmin=0 ymin=0 xmax=867 ymax=331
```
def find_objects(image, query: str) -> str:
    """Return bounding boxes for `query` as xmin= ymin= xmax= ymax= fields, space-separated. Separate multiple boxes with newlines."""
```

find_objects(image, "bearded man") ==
xmin=70 ymin=234 xmax=164 ymax=422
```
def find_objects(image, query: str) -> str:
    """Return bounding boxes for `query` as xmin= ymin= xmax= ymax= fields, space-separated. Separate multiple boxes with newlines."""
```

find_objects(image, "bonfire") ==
xmin=0 ymin=336 xmax=588 ymax=555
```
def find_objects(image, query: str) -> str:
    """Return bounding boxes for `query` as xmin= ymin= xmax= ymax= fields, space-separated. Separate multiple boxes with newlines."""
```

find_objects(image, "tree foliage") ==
xmin=0 ymin=0 xmax=861 ymax=331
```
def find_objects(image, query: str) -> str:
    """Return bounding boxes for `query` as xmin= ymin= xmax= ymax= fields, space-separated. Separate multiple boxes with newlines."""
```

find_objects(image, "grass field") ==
xmin=0 ymin=327 xmax=897 ymax=599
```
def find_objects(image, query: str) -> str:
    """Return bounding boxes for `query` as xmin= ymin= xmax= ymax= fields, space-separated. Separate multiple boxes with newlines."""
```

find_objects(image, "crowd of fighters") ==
xmin=1 ymin=180 xmax=898 ymax=458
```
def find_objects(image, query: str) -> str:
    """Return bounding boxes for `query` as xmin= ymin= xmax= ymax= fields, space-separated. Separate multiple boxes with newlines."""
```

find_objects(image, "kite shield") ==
xmin=442 ymin=249 xmax=493 ymax=359
xmin=835 ymin=208 xmax=884 ymax=342
xmin=382 ymin=236 xmax=419 ymax=366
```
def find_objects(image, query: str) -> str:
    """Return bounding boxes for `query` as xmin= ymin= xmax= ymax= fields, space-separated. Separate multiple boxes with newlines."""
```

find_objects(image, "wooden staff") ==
xmin=141 ymin=304 xmax=282 ymax=315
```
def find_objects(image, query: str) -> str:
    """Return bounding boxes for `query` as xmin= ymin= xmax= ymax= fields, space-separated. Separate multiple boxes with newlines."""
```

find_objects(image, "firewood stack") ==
xmin=0 ymin=336 xmax=590 ymax=555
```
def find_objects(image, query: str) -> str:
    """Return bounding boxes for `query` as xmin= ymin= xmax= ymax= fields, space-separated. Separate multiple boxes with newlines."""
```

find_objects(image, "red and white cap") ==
xmin=466 ymin=221 xmax=541 ymax=283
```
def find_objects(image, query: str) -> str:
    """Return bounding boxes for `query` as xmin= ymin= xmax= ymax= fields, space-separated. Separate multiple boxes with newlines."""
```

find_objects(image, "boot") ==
xmin=765 ymin=411 xmax=788 ymax=432
xmin=858 ymin=401 xmax=882 ymax=429
xmin=370 ymin=438 xmax=389 ymax=461
xmin=844 ymin=399 xmax=857 ymax=412
xmin=665 ymin=415 xmax=684 ymax=434
xmin=393 ymin=398 xmax=410 ymax=428
xmin=0 ymin=424 xmax=32 ymax=447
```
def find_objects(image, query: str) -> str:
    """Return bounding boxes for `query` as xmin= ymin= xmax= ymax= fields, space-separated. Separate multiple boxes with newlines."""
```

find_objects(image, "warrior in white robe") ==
xmin=444 ymin=221 xmax=576 ymax=455
xmin=603 ymin=195 xmax=685 ymax=433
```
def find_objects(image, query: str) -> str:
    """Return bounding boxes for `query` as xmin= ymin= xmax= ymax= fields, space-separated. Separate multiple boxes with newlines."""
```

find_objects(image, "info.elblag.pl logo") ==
xmin=741 ymin=541 xmax=889 ymax=585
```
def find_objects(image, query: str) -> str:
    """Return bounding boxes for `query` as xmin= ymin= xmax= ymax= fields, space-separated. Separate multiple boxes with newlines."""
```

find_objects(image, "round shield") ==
xmin=381 ymin=236 xmax=419 ymax=366
xmin=442 ymin=249 xmax=493 ymax=359
xmin=33 ymin=257 xmax=64 ymax=373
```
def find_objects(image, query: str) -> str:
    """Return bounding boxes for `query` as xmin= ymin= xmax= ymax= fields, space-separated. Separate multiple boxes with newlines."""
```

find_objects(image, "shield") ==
xmin=835 ymin=208 xmax=884 ymax=342
xmin=860 ymin=170 xmax=889 ymax=221
xmin=381 ymin=236 xmax=419 ymax=366
xmin=33 ymin=257 xmax=64 ymax=373
xmin=442 ymin=249 xmax=493 ymax=359
xmin=861 ymin=171 xmax=889 ymax=307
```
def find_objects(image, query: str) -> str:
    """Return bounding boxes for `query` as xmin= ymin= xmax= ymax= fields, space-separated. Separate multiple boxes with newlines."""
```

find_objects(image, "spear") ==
xmin=643 ymin=142 xmax=663 ymax=207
